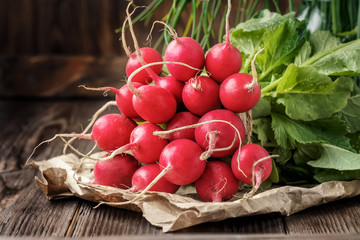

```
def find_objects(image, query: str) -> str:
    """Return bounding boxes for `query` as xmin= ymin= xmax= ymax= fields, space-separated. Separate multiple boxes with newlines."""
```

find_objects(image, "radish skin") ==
xmin=195 ymin=160 xmax=240 ymax=202
xmin=93 ymin=154 xmax=140 ymax=189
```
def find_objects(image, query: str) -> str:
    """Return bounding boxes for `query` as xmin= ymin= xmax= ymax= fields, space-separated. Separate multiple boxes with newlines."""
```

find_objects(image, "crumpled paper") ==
xmin=30 ymin=153 xmax=360 ymax=232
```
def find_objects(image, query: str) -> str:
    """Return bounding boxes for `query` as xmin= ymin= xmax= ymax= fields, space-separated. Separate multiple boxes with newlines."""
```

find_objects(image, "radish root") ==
xmin=246 ymin=47 xmax=266 ymax=91
xmin=62 ymin=100 xmax=117 ymax=155
xmin=243 ymin=154 xmax=279 ymax=199
xmin=94 ymin=166 xmax=170 ymax=208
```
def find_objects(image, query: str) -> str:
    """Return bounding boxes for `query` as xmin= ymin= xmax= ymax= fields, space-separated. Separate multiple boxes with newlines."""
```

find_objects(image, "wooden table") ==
xmin=0 ymin=56 xmax=359 ymax=239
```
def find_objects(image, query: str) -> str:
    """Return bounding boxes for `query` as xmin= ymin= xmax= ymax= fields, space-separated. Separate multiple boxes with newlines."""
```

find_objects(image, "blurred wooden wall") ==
xmin=0 ymin=0 xmax=298 ymax=98
xmin=0 ymin=0 xmax=170 ymax=56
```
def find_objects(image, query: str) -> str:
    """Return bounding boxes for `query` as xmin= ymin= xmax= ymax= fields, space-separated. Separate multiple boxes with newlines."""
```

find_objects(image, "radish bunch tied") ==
xmin=31 ymin=0 xmax=278 ymax=205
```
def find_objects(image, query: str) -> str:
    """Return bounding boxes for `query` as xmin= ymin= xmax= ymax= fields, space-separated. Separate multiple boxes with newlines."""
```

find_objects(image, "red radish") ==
xmin=182 ymin=76 xmax=221 ymax=116
xmin=154 ymin=119 xmax=243 ymax=161
xmin=195 ymin=109 xmax=245 ymax=158
xmin=231 ymin=144 xmax=274 ymax=197
xmin=205 ymin=0 xmax=242 ymax=83
xmin=115 ymin=83 xmax=143 ymax=120
xmin=126 ymin=48 xmax=163 ymax=84
xmin=124 ymin=9 xmax=177 ymax=124
xmin=195 ymin=160 xmax=240 ymax=202
xmin=57 ymin=114 xmax=136 ymax=152
xmin=153 ymin=75 xmax=184 ymax=104
xmin=89 ymin=114 xmax=137 ymax=151
xmin=159 ymin=139 xmax=206 ymax=185
xmin=80 ymin=83 xmax=143 ymax=120
xmin=122 ymin=4 xmax=163 ymax=84
xmin=166 ymin=111 xmax=200 ymax=141
xmin=129 ymin=163 xmax=179 ymax=194
xmin=93 ymin=154 xmax=140 ymax=189
xmin=100 ymin=122 xmax=168 ymax=164
xmin=126 ymin=61 xmax=200 ymax=124
xmin=149 ymin=21 xmax=204 ymax=82
xmin=95 ymin=139 xmax=206 ymax=207
xmin=125 ymin=9 xmax=185 ymax=104
xmin=131 ymin=84 xmax=177 ymax=124
xmin=219 ymin=48 xmax=265 ymax=113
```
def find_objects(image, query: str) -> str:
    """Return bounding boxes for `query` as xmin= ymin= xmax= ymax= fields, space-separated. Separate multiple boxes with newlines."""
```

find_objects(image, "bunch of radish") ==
xmin=56 ymin=0 xmax=277 ymax=203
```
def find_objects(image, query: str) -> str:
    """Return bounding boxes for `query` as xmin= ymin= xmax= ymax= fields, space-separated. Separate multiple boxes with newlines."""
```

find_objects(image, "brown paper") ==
xmin=30 ymin=153 xmax=360 ymax=232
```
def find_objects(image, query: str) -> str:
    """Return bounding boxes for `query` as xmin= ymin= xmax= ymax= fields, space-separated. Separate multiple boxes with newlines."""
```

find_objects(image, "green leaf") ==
xmin=257 ymin=19 xmax=306 ymax=80
xmin=275 ymin=64 xmax=353 ymax=121
xmin=308 ymin=144 xmax=360 ymax=171
xmin=230 ymin=10 xmax=297 ymax=73
xmin=340 ymin=95 xmax=360 ymax=133
xmin=272 ymin=147 xmax=292 ymax=165
xmin=252 ymin=118 xmax=273 ymax=145
xmin=314 ymin=169 xmax=360 ymax=183
xmin=293 ymin=144 xmax=320 ymax=165
xmin=301 ymin=37 xmax=360 ymax=76
xmin=252 ymin=97 xmax=271 ymax=119
xmin=271 ymin=112 xmax=352 ymax=150
xmin=310 ymin=31 xmax=341 ymax=54
xmin=294 ymin=41 xmax=312 ymax=66
xmin=348 ymin=131 xmax=360 ymax=153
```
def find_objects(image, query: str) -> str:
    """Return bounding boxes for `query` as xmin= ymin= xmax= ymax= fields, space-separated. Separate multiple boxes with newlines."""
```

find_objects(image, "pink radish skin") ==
xmin=165 ymin=37 xmax=205 ymax=82
xmin=115 ymin=83 xmax=143 ymax=119
xmin=126 ymin=47 xmax=163 ymax=84
xmin=159 ymin=139 xmax=206 ymax=185
xmin=205 ymin=0 xmax=242 ymax=83
xmin=166 ymin=111 xmax=200 ymax=141
xmin=130 ymin=163 xmax=180 ymax=193
xmin=195 ymin=109 xmax=245 ymax=158
xmin=182 ymin=76 xmax=221 ymax=116
xmin=205 ymin=44 xmax=242 ymax=83
xmin=220 ymin=73 xmax=261 ymax=113
xmin=110 ymin=123 xmax=168 ymax=164
xmin=132 ymin=85 xmax=177 ymax=124
xmin=89 ymin=114 xmax=137 ymax=151
xmin=231 ymin=144 xmax=272 ymax=187
xmin=93 ymin=154 xmax=140 ymax=189
xmin=195 ymin=160 xmax=240 ymax=202
xmin=153 ymin=75 xmax=184 ymax=104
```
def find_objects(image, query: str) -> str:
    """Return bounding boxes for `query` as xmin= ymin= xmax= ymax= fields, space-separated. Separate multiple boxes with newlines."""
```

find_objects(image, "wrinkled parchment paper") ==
xmin=30 ymin=153 xmax=360 ymax=232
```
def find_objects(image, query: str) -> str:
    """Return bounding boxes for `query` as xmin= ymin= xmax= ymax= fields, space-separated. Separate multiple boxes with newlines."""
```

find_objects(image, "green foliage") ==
xmin=230 ymin=10 xmax=360 ymax=184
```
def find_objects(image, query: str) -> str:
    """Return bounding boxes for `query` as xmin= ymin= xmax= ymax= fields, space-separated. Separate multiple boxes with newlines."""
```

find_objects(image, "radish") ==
xmin=205 ymin=0 xmax=242 ymax=83
xmin=126 ymin=61 xmax=200 ymax=124
xmin=154 ymin=118 xmax=242 ymax=161
xmin=125 ymin=9 xmax=185 ymax=104
xmin=93 ymin=154 xmax=140 ymax=189
xmin=149 ymin=21 xmax=204 ymax=82
xmin=182 ymin=76 xmax=221 ymax=116
xmin=122 ymin=3 xmax=163 ymax=84
xmin=166 ymin=111 xmax=200 ymax=141
xmin=158 ymin=139 xmax=206 ymax=186
xmin=219 ymin=48 xmax=265 ymax=113
xmin=231 ymin=144 xmax=276 ymax=197
xmin=129 ymin=163 xmax=179 ymax=194
xmin=95 ymin=139 xmax=206 ymax=207
xmin=56 ymin=113 xmax=137 ymax=152
xmin=99 ymin=122 xmax=168 ymax=164
xmin=80 ymin=83 xmax=143 ymax=121
xmin=194 ymin=109 xmax=246 ymax=158
xmin=195 ymin=160 xmax=240 ymax=202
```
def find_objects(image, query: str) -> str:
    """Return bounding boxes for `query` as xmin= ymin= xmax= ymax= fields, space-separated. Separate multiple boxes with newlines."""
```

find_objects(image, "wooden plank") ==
xmin=0 ymin=100 xmax=111 ymax=237
xmin=0 ymin=56 xmax=128 ymax=98
xmin=284 ymin=195 xmax=360 ymax=234
xmin=0 ymin=0 xmax=166 ymax=55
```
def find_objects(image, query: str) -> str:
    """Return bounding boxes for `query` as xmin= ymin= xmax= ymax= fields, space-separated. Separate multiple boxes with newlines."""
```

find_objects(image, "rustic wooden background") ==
xmin=0 ymin=0 xmax=297 ymax=98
